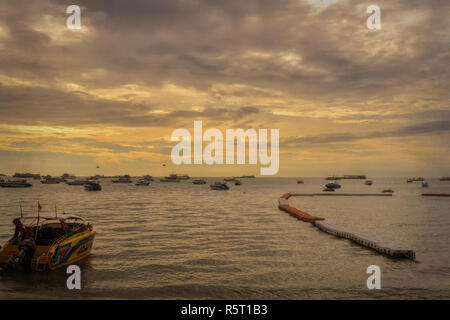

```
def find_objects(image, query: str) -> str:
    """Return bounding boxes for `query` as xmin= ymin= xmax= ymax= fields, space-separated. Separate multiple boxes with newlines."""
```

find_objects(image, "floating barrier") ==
xmin=278 ymin=193 xmax=415 ymax=260
xmin=422 ymin=193 xmax=450 ymax=197
xmin=278 ymin=193 xmax=324 ymax=222
xmin=314 ymin=220 xmax=415 ymax=260
xmin=290 ymin=193 xmax=392 ymax=197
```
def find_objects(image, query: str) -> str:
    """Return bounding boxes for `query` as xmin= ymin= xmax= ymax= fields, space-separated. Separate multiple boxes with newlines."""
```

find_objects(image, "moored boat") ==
xmin=0 ymin=179 xmax=32 ymax=188
xmin=84 ymin=181 xmax=102 ymax=191
xmin=210 ymin=182 xmax=229 ymax=190
xmin=234 ymin=180 xmax=242 ymax=185
xmin=0 ymin=213 xmax=95 ymax=271
xmin=325 ymin=182 xmax=341 ymax=189
xmin=192 ymin=179 xmax=206 ymax=184
xmin=365 ymin=180 xmax=373 ymax=185
xmin=297 ymin=179 xmax=304 ymax=184
xmin=41 ymin=177 xmax=60 ymax=184
xmin=422 ymin=182 xmax=429 ymax=188
xmin=135 ymin=179 xmax=150 ymax=186
xmin=160 ymin=174 xmax=181 ymax=182
xmin=66 ymin=180 xmax=90 ymax=185
xmin=112 ymin=175 xmax=132 ymax=183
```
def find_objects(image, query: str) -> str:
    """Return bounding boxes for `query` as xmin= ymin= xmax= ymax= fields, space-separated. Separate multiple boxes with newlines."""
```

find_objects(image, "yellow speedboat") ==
xmin=0 ymin=214 xmax=95 ymax=271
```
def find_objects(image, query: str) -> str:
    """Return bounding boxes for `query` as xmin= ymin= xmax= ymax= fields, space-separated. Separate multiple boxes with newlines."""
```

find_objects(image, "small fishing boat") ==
xmin=160 ymin=174 xmax=181 ymax=182
xmin=224 ymin=178 xmax=236 ymax=181
xmin=234 ymin=180 xmax=242 ymax=185
xmin=41 ymin=178 xmax=60 ymax=184
xmin=192 ymin=179 xmax=206 ymax=184
xmin=382 ymin=189 xmax=394 ymax=193
xmin=406 ymin=178 xmax=413 ymax=183
xmin=365 ymin=180 xmax=373 ymax=185
xmin=143 ymin=175 xmax=154 ymax=181
xmin=112 ymin=175 xmax=132 ymax=183
xmin=0 ymin=179 xmax=32 ymax=188
xmin=323 ymin=187 xmax=335 ymax=192
xmin=135 ymin=179 xmax=150 ymax=186
xmin=439 ymin=177 xmax=450 ymax=181
xmin=422 ymin=182 xmax=429 ymax=188
xmin=0 ymin=212 xmax=95 ymax=271
xmin=210 ymin=182 xmax=229 ymax=190
xmin=325 ymin=182 xmax=341 ymax=189
xmin=66 ymin=180 xmax=90 ymax=185
xmin=84 ymin=181 xmax=102 ymax=191
xmin=297 ymin=179 xmax=304 ymax=184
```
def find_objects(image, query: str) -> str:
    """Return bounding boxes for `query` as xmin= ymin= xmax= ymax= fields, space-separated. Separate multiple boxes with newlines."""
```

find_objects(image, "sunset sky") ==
xmin=0 ymin=0 xmax=449 ymax=177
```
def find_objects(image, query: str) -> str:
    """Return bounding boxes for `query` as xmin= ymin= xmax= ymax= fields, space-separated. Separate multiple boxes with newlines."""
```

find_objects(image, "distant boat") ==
xmin=135 ymin=179 xmax=150 ymax=186
xmin=112 ymin=175 xmax=132 ymax=183
xmin=177 ymin=174 xmax=190 ymax=180
xmin=325 ymin=175 xmax=366 ymax=180
xmin=407 ymin=178 xmax=413 ymax=183
xmin=66 ymin=180 xmax=90 ymax=185
xmin=439 ymin=177 xmax=450 ymax=181
xmin=0 ymin=179 xmax=32 ymax=188
xmin=41 ymin=178 xmax=60 ymax=184
xmin=61 ymin=173 xmax=76 ymax=180
xmin=234 ymin=180 xmax=242 ymax=185
xmin=13 ymin=173 xmax=40 ymax=179
xmin=233 ymin=175 xmax=255 ymax=178
xmin=382 ymin=189 xmax=394 ymax=193
xmin=85 ymin=181 xmax=102 ymax=191
xmin=422 ymin=182 xmax=429 ymax=188
xmin=408 ymin=177 xmax=424 ymax=182
xmin=192 ymin=179 xmax=206 ymax=184
xmin=341 ymin=175 xmax=366 ymax=180
xmin=224 ymin=178 xmax=236 ymax=181
xmin=210 ymin=182 xmax=229 ymax=190
xmin=365 ymin=180 xmax=373 ymax=185
xmin=323 ymin=187 xmax=335 ymax=192
xmin=160 ymin=174 xmax=181 ymax=182
xmin=325 ymin=182 xmax=341 ymax=189
xmin=297 ymin=179 xmax=304 ymax=184
xmin=142 ymin=175 xmax=154 ymax=181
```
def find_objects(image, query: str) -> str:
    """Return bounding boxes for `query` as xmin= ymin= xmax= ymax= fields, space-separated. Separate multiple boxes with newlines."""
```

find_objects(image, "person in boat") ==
xmin=59 ymin=218 xmax=74 ymax=235
xmin=12 ymin=218 xmax=25 ymax=239
xmin=59 ymin=218 xmax=83 ymax=236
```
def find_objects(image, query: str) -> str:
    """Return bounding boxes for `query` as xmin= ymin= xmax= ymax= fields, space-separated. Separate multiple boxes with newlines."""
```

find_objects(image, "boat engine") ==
xmin=9 ymin=237 xmax=36 ymax=270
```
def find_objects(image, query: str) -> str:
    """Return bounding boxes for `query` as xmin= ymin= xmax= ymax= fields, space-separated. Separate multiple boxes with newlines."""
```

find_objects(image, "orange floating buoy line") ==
xmin=278 ymin=193 xmax=416 ymax=260
xmin=278 ymin=193 xmax=324 ymax=222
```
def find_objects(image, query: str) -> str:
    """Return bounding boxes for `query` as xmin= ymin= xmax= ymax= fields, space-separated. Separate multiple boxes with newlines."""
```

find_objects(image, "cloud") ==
xmin=283 ymin=120 xmax=450 ymax=146
xmin=0 ymin=0 xmax=449 ymax=175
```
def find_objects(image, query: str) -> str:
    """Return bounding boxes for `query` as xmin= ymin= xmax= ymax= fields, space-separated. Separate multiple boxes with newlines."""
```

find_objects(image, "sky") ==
xmin=0 ymin=0 xmax=449 ymax=177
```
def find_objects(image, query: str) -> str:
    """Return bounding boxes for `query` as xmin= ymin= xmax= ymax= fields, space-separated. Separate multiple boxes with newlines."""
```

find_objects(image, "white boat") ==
xmin=135 ymin=179 xmax=150 ymax=186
